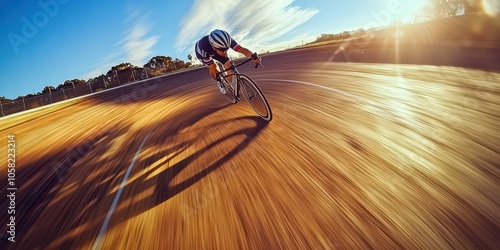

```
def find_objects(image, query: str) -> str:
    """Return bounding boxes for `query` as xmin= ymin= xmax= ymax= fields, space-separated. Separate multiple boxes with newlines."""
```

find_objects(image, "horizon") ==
xmin=0 ymin=0 xmax=426 ymax=100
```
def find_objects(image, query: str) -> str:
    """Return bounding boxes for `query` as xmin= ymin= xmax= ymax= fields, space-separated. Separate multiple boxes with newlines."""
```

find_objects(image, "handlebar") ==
xmin=235 ymin=52 xmax=263 ymax=68
xmin=216 ymin=53 xmax=263 ymax=78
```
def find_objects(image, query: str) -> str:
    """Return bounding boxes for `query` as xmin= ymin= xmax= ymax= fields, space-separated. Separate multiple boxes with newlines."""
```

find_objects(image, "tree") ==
xmin=57 ymin=79 xmax=86 ymax=90
xmin=172 ymin=58 xmax=182 ymax=70
xmin=87 ymin=74 xmax=107 ymax=85
xmin=42 ymin=86 xmax=56 ymax=94
xmin=415 ymin=0 xmax=482 ymax=22
xmin=1 ymin=96 xmax=12 ymax=104
xmin=144 ymin=56 xmax=169 ymax=71
xmin=313 ymin=31 xmax=352 ymax=43
xmin=353 ymin=28 xmax=367 ymax=37
xmin=165 ymin=56 xmax=174 ymax=71
xmin=106 ymin=63 xmax=135 ymax=75
xmin=187 ymin=54 xmax=193 ymax=64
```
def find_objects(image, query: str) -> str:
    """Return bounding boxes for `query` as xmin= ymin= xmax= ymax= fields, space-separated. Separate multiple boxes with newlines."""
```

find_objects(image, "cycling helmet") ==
xmin=209 ymin=29 xmax=232 ymax=49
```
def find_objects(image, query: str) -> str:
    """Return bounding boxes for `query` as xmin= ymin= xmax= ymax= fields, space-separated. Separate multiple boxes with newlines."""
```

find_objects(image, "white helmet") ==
xmin=209 ymin=29 xmax=232 ymax=49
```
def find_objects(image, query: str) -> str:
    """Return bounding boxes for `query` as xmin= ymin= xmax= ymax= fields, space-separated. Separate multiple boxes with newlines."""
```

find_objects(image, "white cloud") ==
xmin=123 ymin=22 xmax=159 ymax=66
xmin=82 ymin=55 xmax=119 ymax=79
xmin=83 ymin=8 xmax=158 ymax=79
xmin=175 ymin=0 xmax=318 ymax=54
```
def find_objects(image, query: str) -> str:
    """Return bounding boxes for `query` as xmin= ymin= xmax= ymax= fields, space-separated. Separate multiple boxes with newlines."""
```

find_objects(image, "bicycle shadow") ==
xmin=84 ymin=115 xmax=268 ymax=249
xmin=8 ymin=97 xmax=268 ymax=249
xmin=144 ymin=115 xmax=267 ymax=204
xmin=91 ymin=116 xmax=269 ymax=246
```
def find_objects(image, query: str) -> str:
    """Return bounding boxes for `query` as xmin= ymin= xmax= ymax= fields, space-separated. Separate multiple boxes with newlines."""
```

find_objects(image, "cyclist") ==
xmin=195 ymin=29 xmax=260 ymax=94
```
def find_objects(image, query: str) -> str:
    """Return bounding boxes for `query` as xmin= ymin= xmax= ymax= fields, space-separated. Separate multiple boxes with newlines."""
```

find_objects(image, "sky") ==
xmin=0 ymin=0 xmax=427 ymax=99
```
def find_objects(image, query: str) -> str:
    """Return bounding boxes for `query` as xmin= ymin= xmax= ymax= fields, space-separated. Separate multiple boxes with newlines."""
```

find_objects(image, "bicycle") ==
xmin=215 ymin=53 xmax=272 ymax=121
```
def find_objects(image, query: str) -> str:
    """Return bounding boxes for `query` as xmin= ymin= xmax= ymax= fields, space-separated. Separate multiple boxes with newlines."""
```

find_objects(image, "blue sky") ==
xmin=0 ymin=0 xmax=427 ymax=99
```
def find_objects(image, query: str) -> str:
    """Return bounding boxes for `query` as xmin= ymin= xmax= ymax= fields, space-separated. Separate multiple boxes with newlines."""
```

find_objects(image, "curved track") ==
xmin=1 ymin=43 xmax=499 ymax=249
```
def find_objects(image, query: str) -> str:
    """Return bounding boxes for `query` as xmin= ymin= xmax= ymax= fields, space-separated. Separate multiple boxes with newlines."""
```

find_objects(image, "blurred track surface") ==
xmin=1 ymin=42 xmax=499 ymax=249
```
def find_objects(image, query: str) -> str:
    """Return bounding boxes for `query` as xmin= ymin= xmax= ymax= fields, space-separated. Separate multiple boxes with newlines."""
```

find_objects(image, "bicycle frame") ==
xmin=216 ymin=57 xmax=261 ymax=100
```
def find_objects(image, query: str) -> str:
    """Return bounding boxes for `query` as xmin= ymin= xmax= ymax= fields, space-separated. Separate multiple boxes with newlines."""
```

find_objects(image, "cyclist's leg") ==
xmin=195 ymin=49 xmax=227 ymax=94
xmin=213 ymin=53 xmax=233 ymax=84
xmin=224 ymin=60 xmax=234 ymax=84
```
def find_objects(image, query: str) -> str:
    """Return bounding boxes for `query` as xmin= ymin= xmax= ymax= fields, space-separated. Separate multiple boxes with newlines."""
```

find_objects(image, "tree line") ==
xmin=415 ymin=0 xmax=483 ymax=22
xmin=313 ymin=29 xmax=372 ymax=44
xmin=1 ymin=54 xmax=196 ymax=103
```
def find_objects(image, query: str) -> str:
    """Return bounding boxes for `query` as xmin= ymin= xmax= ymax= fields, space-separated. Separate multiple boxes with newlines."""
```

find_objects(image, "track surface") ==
xmin=1 ymin=42 xmax=499 ymax=249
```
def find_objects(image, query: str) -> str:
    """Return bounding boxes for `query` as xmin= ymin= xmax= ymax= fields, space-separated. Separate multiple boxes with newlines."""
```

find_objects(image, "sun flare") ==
xmin=482 ymin=0 xmax=500 ymax=17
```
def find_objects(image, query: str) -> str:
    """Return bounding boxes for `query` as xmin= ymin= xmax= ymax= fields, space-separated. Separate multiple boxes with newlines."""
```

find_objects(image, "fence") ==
xmin=0 ymin=66 xmax=192 ymax=117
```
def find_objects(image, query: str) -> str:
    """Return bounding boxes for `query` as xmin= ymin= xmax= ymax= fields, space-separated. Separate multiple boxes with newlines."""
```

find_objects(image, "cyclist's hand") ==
xmin=251 ymin=52 xmax=261 ymax=65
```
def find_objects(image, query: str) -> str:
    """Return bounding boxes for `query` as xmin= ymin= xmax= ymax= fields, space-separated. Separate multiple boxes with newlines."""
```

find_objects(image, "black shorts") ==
xmin=195 ymin=46 xmax=229 ymax=66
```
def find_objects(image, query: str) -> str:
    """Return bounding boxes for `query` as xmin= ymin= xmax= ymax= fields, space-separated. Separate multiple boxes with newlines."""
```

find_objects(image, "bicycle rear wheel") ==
xmin=239 ymin=74 xmax=272 ymax=121
xmin=215 ymin=61 xmax=236 ymax=103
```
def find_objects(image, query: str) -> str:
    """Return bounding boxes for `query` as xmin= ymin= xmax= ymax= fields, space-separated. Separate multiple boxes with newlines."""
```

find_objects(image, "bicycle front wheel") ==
xmin=239 ymin=74 xmax=272 ymax=121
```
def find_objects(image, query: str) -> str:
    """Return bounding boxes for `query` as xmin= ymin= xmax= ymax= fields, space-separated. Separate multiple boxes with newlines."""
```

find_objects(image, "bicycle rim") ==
xmin=239 ymin=74 xmax=272 ymax=121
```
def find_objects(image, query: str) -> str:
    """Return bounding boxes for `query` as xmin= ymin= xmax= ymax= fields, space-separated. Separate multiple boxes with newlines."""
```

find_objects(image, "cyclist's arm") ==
xmin=235 ymin=46 xmax=254 ymax=58
xmin=235 ymin=46 xmax=260 ymax=63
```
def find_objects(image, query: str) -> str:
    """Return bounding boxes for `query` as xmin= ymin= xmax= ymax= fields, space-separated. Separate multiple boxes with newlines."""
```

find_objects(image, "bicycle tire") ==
xmin=215 ymin=61 xmax=236 ymax=103
xmin=239 ymin=74 xmax=272 ymax=121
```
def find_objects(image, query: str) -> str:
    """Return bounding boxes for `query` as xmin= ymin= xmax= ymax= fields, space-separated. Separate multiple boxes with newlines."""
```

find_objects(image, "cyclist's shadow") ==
xmin=160 ymin=115 xmax=266 ymax=201
xmin=122 ymin=114 xmax=269 ymax=215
